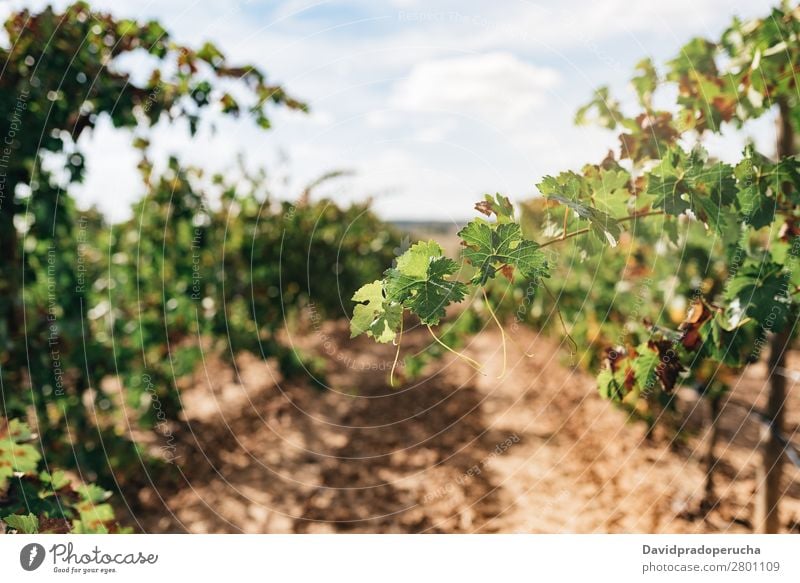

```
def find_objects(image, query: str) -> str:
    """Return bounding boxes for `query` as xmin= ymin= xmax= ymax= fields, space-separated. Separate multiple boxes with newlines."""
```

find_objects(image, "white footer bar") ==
xmin=2 ymin=535 xmax=798 ymax=582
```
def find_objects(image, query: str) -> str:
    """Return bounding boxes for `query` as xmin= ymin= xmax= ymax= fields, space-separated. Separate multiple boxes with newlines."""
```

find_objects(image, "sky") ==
xmin=3 ymin=0 xmax=781 ymax=222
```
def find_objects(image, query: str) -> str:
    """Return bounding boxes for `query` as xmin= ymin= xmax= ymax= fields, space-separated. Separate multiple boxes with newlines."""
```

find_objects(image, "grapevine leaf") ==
xmin=459 ymin=221 xmax=547 ymax=285
xmin=395 ymin=240 xmax=441 ymax=278
xmin=647 ymin=148 xmax=735 ymax=232
xmin=737 ymin=183 xmax=776 ymax=229
xmin=724 ymin=261 xmax=790 ymax=331
xmin=7 ymin=419 xmax=33 ymax=441
xmin=40 ymin=470 xmax=71 ymax=491
xmin=384 ymin=241 xmax=467 ymax=325
xmin=507 ymin=239 xmax=549 ymax=279
xmin=631 ymin=58 xmax=658 ymax=107
xmin=772 ymin=157 xmax=800 ymax=204
xmin=633 ymin=343 xmax=660 ymax=392
xmin=76 ymin=483 xmax=112 ymax=503
xmin=597 ymin=367 xmax=629 ymax=402
xmin=649 ymin=339 xmax=684 ymax=392
xmin=350 ymin=281 xmax=402 ymax=343
xmin=474 ymin=193 xmax=515 ymax=224
xmin=537 ymin=171 xmax=584 ymax=199
xmin=0 ymin=438 xmax=41 ymax=473
xmin=76 ymin=501 xmax=115 ymax=526
xmin=647 ymin=152 xmax=689 ymax=215
xmin=678 ymin=300 xmax=713 ymax=351
xmin=689 ymin=160 xmax=737 ymax=230
xmin=3 ymin=513 xmax=39 ymax=534
xmin=597 ymin=368 xmax=620 ymax=401
xmin=662 ymin=217 xmax=681 ymax=246
xmin=702 ymin=311 xmax=756 ymax=365
xmin=545 ymin=194 xmax=621 ymax=246
xmin=584 ymin=166 xmax=632 ymax=217
xmin=735 ymin=147 xmax=799 ymax=229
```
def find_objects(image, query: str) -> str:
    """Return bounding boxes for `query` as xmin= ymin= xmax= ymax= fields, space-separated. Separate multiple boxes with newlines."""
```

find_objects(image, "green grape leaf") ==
xmin=584 ymin=166 xmax=632 ymax=218
xmin=690 ymin=160 xmax=737 ymax=230
xmin=701 ymin=311 xmax=756 ymax=365
xmin=631 ymin=58 xmax=658 ymax=107
xmin=537 ymin=171 xmax=584 ymax=199
xmin=384 ymin=241 xmax=467 ymax=325
xmin=76 ymin=501 xmax=115 ymax=527
xmin=76 ymin=483 xmax=111 ymax=503
xmin=647 ymin=148 xmax=736 ymax=232
xmin=40 ymin=470 xmax=70 ymax=490
xmin=3 ymin=513 xmax=39 ymax=534
xmin=724 ymin=261 xmax=791 ymax=331
xmin=0 ymin=438 xmax=41 ymax=473
xmin=350 ymin=281 xmax=402 ymax=343
xmin=459 ymin=221 xmax=548 ymax=285
xmin=394 ymin=240 xmax=441 ymax=278
xmin=662 ymin=216 xmax=681 ymax=246
xmin=771 ymin=157 xmax=800 ymax=204
xmin=545 ymin=194 xmax=621 ymax=246
xmin=647 ymin=152 xmax=690 ymax=215
xmin=737 ymin=183 xmax=776 ymax=230
xmin=7 ymin=419 xmax=33 ymax=442
xmin=735 ymin=148 xmax=800 ymax=229
xmin=0 ymin=419 xmax=38 ymax=489
xmin=633 ymin=343 xmax=660 ymax=393
xmin=597 ymin=367 xmax=628 ymax=402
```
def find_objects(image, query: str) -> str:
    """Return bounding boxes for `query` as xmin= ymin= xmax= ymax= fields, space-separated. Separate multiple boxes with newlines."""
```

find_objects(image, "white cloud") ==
xmin=391 ymin=52 xmax=560 ymax=127
xmin=379 ymin=0 xmax=775 ymax=53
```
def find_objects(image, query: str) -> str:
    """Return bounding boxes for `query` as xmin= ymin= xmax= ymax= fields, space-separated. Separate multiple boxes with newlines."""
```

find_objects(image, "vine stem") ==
xmin=538 ymin=210 xmax=665 ymax=249
xmin=426 ymin=325 xmax=485 ymax=374
xmin=390 ymin=316 xmax=404 ymax=388
xmin=542 ymin=281 xmax=578 ymax=359
xmin=482 ymin=288 xmax=507 ymax=378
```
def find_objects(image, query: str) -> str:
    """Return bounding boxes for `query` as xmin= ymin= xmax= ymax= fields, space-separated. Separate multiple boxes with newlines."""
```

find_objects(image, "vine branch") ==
xmin=538 ymin=210 xmax=666 ymax=249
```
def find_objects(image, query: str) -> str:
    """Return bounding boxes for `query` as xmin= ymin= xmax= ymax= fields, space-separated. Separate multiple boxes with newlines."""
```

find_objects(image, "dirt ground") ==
xmin=127 ymin=318 xmax=800 ymax=533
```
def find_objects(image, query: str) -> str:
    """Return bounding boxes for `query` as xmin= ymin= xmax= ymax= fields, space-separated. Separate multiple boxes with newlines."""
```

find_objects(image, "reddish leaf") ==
xmin=648 ymin=340 xmax=684 ymax=392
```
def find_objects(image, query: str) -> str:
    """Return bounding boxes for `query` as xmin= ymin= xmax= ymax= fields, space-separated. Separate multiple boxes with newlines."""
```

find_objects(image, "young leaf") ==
xmin=384 ymin=241 xmax=467 ymax=325
xmin=474 ymin=193 xmax=515 ymax=224
xmin=350 ymin=281 xmax=402 ymax=343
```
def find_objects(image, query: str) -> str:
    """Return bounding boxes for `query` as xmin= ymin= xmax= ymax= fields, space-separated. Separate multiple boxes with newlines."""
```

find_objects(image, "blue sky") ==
xmin=5 ymin=0 xmax=780 ymax=222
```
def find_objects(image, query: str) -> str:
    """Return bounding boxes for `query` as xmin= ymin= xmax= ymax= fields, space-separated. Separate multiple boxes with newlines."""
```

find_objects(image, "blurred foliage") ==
xmin=0 ymin=1 xmax=398 ymax=529
xmin=1 ymin=418 xmax=131 ymax=533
